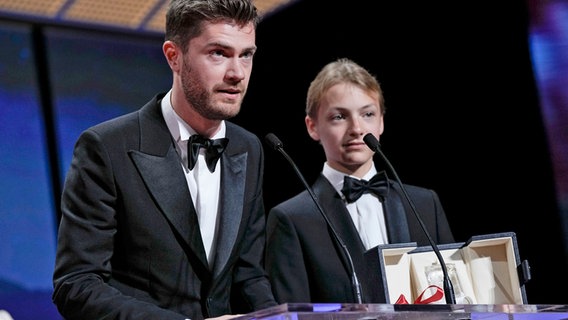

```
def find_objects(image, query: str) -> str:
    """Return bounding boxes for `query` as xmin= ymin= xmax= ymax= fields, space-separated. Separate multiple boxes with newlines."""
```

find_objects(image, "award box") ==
xmin=372 ymin=232 xmax=531 ymax=304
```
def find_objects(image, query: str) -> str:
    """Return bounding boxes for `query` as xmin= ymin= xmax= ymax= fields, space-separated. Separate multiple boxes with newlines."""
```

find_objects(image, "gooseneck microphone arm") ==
xmin=363 ymin=133 xmax=456 ymax=304
xmin=264 ymin=133 xmax=363 ymax=304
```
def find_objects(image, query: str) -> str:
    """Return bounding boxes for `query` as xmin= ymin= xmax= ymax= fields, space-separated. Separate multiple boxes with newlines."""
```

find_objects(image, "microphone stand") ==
xmin=265 ymin=133 xmax=363 ymax=304
xmin=363 ymin=133 xmax=456 ymax=304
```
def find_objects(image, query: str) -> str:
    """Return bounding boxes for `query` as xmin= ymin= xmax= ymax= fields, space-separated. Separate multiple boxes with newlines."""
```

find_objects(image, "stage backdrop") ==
xmin=0 ymin=1 xmax=567 ymax=318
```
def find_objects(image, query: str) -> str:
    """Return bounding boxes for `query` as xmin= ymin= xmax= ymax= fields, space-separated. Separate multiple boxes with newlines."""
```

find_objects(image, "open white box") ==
xmin=374 ymin=232 xmax=530 ymax=304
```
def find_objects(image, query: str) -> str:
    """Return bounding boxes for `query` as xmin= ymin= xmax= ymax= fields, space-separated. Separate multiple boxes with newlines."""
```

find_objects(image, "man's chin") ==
xmin=208 ymin=106 xmax=241 ymax=120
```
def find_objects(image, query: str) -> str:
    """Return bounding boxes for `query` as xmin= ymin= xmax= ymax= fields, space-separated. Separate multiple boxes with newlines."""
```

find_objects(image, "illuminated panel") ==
xmin=0 ymin=0 xmax=65 ymax=17
xmin=144 ymin=1 xmax=167 ymax=33
xmin=63 ymin=0 xmax=157 ymax=28
xmin=0 ymin=0 xmax=294 ymax=32
xmin=255 ymin=0 xmax=293 ymax=15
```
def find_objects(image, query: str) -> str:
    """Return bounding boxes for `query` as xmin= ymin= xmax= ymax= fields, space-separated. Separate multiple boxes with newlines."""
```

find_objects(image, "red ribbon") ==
xmin=395 ymin=285 xmax=444 ymax=304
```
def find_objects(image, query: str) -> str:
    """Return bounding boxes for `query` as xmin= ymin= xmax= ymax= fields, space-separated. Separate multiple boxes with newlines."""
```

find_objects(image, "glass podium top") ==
xmin=237 ymin=303 xmax=568 ymax=320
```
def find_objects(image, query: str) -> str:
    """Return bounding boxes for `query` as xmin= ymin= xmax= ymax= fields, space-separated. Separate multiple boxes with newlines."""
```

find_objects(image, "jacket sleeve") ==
xmin=265 ymin=204 xmax=312 ymax=303
xmin=52 ymin=129 xmax=189 ymax=320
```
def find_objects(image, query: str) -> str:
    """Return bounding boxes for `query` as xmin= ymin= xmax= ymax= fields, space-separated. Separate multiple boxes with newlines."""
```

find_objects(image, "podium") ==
xmin=238 ymin=303 xmax=568 ymax=320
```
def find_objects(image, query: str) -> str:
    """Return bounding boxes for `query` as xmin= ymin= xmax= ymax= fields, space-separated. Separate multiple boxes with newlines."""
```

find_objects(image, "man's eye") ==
xmin=242 ymin=51 xmax=254 ymax=59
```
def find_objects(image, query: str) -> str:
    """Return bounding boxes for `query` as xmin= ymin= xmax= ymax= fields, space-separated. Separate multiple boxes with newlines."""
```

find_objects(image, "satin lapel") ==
xmin=130 ymin=146 xmax=208 ymax=267
xmin=312 ymin=175 xmax=366 ymax=264
xmin=383 ymin=182 xmax=411 ymax=243
xmin=212 ymin=152 xmax=246 ymax=277
xmin=129 ymin=98 xmax=208 ymax=269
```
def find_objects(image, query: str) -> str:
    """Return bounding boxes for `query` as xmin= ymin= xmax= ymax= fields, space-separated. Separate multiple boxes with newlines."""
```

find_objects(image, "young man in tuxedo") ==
xmin=52 ymin=0 xmax=276 ymax=318
xmin=265 ymin=58 xmax=455 ymax=303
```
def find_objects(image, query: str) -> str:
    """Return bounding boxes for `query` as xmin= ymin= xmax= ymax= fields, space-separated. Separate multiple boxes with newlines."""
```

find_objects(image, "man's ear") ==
xmin=163 ymin=41 xmax=180 ymax=72
xmin=305 ymin=116 xmax=319 ymax=141
xmin=378 ymin=114 xmax=385 ymax=136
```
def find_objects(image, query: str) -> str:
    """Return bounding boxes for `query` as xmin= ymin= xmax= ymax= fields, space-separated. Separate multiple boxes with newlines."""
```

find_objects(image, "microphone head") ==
xmin=363 ymin=133 xmax=380 ymax=152
xmin=265 ymin=133 xmax=284 ymax=151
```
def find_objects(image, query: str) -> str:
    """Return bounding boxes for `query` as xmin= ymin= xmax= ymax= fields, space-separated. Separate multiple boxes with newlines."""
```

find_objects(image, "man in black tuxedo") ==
xmin=52 ymin=0 xmax=276 ymax=319
xmin=265 ymin=58 xmax=455 ymax=304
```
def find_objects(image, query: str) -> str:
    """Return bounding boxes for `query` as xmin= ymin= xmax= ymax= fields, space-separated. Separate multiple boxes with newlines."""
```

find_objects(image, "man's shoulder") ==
xmin=225 ymin=121 xmax=256 ymax=139
xmin=225 ymin=121 xmax=262 ymax=150
xmin=396 ymin=182 xmax=434 ymax=193
xmin=269 ymin=189 xmax=313 ymax=213
xmin=394 ymin=182 xmax=441 ymax=203
xmin=92 ymin=93 xmax=163 ymax=127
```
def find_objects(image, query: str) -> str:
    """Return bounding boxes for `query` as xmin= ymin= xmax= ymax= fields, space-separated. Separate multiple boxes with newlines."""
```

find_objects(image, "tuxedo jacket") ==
xmin=265 ymin=173 xmax=455 ymax=304
xmin=53 ymin=93 xmax=276 ymax=320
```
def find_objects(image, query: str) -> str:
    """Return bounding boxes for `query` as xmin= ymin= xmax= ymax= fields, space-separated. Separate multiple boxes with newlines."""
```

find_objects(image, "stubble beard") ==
xmin=181 ymin=58 xmax=241 ymax=121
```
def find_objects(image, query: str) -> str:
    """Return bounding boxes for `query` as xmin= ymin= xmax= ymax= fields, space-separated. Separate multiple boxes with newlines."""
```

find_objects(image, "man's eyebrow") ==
xmin=205 ymin=42 xmax=256 ymax=53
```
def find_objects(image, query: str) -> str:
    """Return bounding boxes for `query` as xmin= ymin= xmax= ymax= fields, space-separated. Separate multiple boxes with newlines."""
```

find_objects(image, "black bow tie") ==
xmin=188 ymin=134 xmax=229 ymax=173
xmin=341 ymin=171 xmax=390 ymax=203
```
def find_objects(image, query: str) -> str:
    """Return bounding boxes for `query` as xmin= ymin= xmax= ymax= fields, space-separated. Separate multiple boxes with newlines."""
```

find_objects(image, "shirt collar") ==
xmin=322 ymin=162 xmax=378 ymax=194
xmin=161 ymin=89 xmax=226 ymax=143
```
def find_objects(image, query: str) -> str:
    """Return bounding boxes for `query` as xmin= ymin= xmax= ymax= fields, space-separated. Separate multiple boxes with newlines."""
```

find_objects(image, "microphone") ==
xmin=363 ymin=133 xmax=457 ymax=304
xmin=264 ymin=133 xmax=363 ymax=304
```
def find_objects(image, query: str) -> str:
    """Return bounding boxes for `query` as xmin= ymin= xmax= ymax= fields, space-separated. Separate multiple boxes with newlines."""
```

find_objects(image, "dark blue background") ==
xmin=0 ymin=1 xmax=567 ymax=318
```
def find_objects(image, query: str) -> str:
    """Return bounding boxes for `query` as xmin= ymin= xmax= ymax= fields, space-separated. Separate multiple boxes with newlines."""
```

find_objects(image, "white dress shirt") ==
xmin=322 ymin=162 xmax=389 ymax=250
xmin=161 ymin=90 xmax=224 ymax=267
